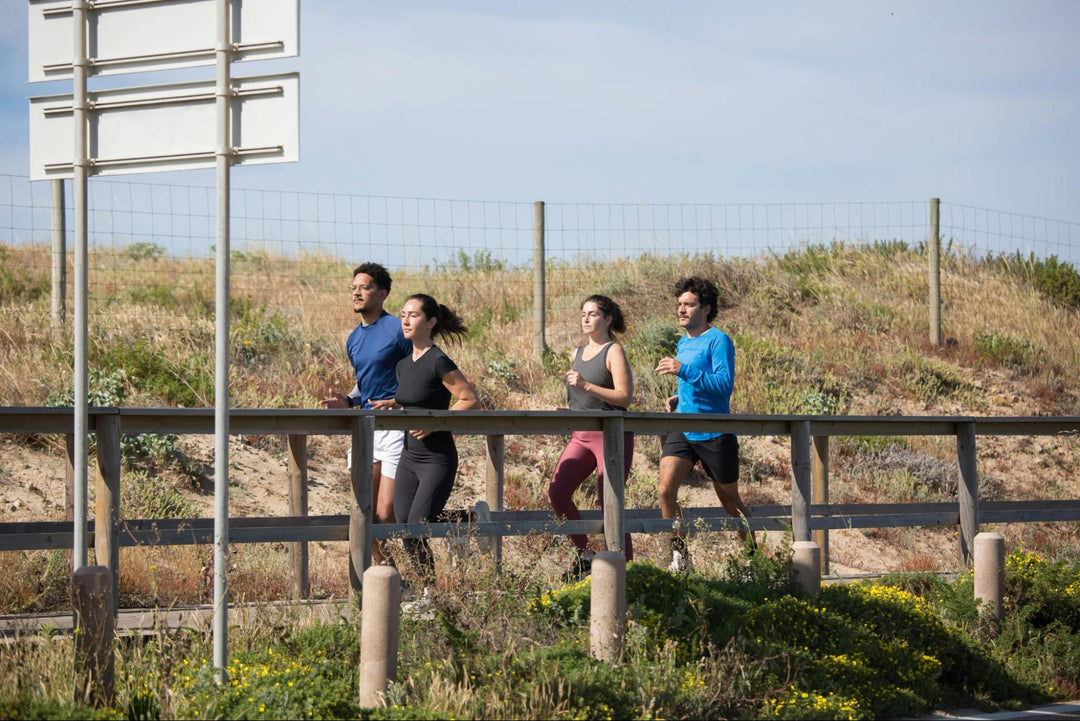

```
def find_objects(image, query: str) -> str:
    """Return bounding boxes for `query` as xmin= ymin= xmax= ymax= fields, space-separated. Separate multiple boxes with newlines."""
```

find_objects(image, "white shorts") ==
xmin=346 ymin=429 xmax=404 ymax=479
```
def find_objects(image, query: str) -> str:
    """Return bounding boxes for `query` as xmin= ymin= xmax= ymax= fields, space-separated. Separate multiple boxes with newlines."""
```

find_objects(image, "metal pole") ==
xmin=51 ymin=179 xmax=67 ymax=330
xmin=532 ymin=201 xmax=546 ymax=361
xmin=212 ymin=0 xmax=232 ymax=681
xmin=71 ymin=0 xmax=89 ymax=573
xmin=929 ymin=197 xmax=942 ymax=347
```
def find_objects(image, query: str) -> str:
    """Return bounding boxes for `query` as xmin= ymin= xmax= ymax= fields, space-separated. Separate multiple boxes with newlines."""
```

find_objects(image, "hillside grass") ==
xmin=1 ymin=240 xmax=1080 ymax=718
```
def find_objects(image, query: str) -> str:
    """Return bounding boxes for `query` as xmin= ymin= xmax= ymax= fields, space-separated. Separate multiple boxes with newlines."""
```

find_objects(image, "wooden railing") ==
xmin=2 ymin=408 xmax=1079 ymax=601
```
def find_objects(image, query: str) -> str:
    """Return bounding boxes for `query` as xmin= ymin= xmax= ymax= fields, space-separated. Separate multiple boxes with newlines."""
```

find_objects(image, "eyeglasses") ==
xmin=349 ymin=283 xmax=378 ymax=293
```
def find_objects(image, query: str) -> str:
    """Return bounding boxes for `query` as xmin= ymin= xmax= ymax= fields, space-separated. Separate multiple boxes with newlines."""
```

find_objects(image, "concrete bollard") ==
xmin=72 ymin=566 xmax=115 ymax=708
xmin=590 ymin=551 xmax=626 ymax=663
xmin=358 ymin=565 xmax=401 ymax=708
xmin=974 ymin=532 xmax=1005 ymax=628
xmin=792 ymin=541 xmax=822 ymax=595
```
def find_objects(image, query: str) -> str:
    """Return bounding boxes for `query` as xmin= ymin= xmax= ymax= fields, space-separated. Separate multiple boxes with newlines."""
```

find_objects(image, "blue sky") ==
xmin=3 ymin=1 xmax=1079 ymax=222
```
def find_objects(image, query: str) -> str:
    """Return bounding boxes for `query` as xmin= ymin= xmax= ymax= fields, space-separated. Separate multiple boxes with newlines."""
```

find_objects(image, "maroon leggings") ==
xmin=548 ymin=430 xmax=634 ymax=560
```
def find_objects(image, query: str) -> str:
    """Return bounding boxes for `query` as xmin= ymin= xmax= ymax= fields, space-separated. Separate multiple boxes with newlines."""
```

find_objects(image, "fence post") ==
xmin=484 ymin=435 xmax=505 ymax=568
xmin=349 ymin=414 xmax=375 ymax=603
xmin=51 ymin=178 xmax=66 ymax=331
xmin=590 ymin=551 xmax=625 ymax=663
xmin=72 ymin=565 xmax=114 ymax=708
xmin=65 ymin=432 xmax=76 ymax=523
xmin=956 ymin=420 xmax=979 ymax=564
xmin=790 ymin=420 xmax=812 ymax=543
xmin=974 ymin=531 xmax=1005 ymax=632
xmin=533 ymin=200 xmax=546 ymax=362
xmin=601 ymin=415 xmax=625 ymax=555
xmin=287 ymin=434 xmax=310 ymax=600
xmin=358 ymin=565 xmax=400 ymax=708
xmin=792 ymin=541 xmax=821 ymax=595
xmin=93 ymin=413 xmax=120 ymax=617
xmin=929 ymin=197 xmax=942 ymax=347
xmin=811 ymin=435 xmax=829 ymax=575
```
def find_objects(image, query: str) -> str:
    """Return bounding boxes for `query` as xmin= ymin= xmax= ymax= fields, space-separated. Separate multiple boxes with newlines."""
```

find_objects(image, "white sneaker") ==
xmin=668 ymin=550 xmax=690 ymax=574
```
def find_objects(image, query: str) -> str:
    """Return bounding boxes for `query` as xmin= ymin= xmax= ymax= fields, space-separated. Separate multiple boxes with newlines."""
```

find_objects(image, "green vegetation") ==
xmin=2 ymin=239 xmax=1080 ymax=718
xmin=1 ymin=549 xmax=1077 ymax=719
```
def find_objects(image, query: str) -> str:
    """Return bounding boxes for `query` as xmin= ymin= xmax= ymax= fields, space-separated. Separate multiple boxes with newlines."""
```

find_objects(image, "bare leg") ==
xmin=713 ymin=480 xmax=756 ymax=550
xmin=659 ymin=456 xmax=695 ymax=556
xmin=371 ymin=461 xmax=396 ymax=565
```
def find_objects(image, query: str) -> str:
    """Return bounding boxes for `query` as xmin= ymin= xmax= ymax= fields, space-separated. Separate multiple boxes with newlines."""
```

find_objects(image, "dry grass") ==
xmin=2 ymin=240 xmax=1080 ymax=607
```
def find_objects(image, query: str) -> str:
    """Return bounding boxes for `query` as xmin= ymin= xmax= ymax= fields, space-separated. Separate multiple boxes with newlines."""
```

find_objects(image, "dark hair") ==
xmin=582 ymin=294 xmax=626 ymax=335
xmin=353 ymin=262 xmax=393 ymax=292
xmin=673 ymin=276 xmax=720 ymax=323
xmin=406 ymin=293 xmax=468 ymax=344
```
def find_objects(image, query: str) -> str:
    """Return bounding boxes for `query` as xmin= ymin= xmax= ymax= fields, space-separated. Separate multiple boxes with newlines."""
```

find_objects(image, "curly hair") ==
xmin=672 ymin=276 xmax=720 ymax=323
xmin=352 ymin=262 xmax=393 ymax=292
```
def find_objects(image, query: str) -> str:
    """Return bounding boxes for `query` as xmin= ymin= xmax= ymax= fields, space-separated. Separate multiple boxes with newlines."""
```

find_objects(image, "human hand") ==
xmin=565 ymin=370 xmax=584 ymax=388
xmin=368 ymin=398 xmax=397 ymax=410
xmin=321 ymin=391 xmax=349 ymax=409
xmin=655 ymin=357 xmax=681 ymax=376
xmin=665 ymin=395 xmax=678 ymax=413
xmin=409 ymin=429 xmax=429 ymax=440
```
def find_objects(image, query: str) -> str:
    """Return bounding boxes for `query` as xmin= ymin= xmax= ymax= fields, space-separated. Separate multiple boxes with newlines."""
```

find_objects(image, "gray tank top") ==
xmin=566 ymin=343 xmax=625 ymax=411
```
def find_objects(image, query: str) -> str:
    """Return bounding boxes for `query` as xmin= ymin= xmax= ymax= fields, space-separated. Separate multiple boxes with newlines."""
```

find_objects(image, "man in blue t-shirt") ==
xmin=655 ymin=276 xmax=754 ymax=573
xmin=322 ymin=262 xmax=411 ymax=564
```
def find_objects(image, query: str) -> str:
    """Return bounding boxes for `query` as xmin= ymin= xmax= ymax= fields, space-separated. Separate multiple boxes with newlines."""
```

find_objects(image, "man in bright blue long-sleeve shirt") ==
xmin=655 ymin=276 xmax=754 ymax=573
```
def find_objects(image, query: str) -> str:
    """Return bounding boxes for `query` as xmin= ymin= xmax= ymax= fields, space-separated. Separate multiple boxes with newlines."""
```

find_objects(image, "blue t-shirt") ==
xmin=345 ymin=312 xmax=412 ymax=409
xmin=675 ymin=326 xmax=735 ymax=441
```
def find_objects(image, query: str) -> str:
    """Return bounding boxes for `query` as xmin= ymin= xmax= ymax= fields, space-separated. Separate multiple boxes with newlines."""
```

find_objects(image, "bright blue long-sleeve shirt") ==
xmin=674 ymin=326 xmax=735 ymax=441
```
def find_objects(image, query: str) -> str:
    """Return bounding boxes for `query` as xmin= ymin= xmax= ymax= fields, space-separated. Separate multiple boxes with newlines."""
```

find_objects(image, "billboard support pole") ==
xmin=212 ymin=0 xmax=232 ymax=682
xmin=71 ymin=0 xmax=89 ymax=573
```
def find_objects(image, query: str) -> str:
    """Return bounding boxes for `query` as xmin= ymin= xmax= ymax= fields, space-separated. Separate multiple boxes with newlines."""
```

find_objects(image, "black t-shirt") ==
xmin=394 ymin=345 xmax=458 ymax=410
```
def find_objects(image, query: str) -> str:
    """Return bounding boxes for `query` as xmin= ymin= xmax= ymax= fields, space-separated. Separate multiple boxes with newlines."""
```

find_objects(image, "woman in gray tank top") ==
xmin=548 ymin=295 xmax=635 ymax=582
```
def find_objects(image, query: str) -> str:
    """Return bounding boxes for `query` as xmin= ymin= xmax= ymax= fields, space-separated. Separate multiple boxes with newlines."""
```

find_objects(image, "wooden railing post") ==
xmin=601 ymin=416 xmax=625 ymax=555
xmin=484 ymin=435 xmax=505 ymax=569
xmin=93 ymin=413 xmax=120 ymax=617
xmin=64 ymin=432 xmax=76 ymax=522
xmin=811 ymin=435 xmax=829 ymax=575
xmin=790 ymin=421 xmax=812 ymax=543
xmin=957 ymin=421 xmax=979 ymax=564
xmin=349 ymin=415 xmax=375 ymax=602
xmin=287 ymin=434 xmax=310 ymax=600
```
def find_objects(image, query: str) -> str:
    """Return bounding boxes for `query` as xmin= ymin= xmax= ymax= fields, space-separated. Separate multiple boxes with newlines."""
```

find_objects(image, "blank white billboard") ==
xmin=28 ymin=0 xmax=300 ymax=82
xmin=29 ymin=73 xmax=299 ymax=179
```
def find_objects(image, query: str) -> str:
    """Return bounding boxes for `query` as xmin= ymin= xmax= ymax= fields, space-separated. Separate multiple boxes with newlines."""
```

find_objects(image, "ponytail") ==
xmin=406 ymin=293 xmax=468 ymax=344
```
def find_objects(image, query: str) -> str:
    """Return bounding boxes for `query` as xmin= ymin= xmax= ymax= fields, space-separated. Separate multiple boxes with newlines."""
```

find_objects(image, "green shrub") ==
xmin=174 ymin=648 xmax=358 ymax=720
xmin=890 ymin=351 xmax=978 ymax=406
xmin=124 ymin=242 xmax=165 ymax=261
xmin=973 ymin=331 xmax=1043 ymax=373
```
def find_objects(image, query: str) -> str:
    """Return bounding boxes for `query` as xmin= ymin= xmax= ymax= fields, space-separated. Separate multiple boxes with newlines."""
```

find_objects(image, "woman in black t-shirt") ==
xmin=393 ymin=294 xmax=479 ymax=594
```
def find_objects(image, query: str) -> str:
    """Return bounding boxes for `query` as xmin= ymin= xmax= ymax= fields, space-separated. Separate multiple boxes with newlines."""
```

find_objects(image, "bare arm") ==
xmin=444 ymin=369 xmax=481 ymax=411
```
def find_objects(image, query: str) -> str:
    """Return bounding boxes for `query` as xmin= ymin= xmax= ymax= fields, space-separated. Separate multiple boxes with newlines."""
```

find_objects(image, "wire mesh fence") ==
xmin=2 ymin=171 xmax=1079 ymax=331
